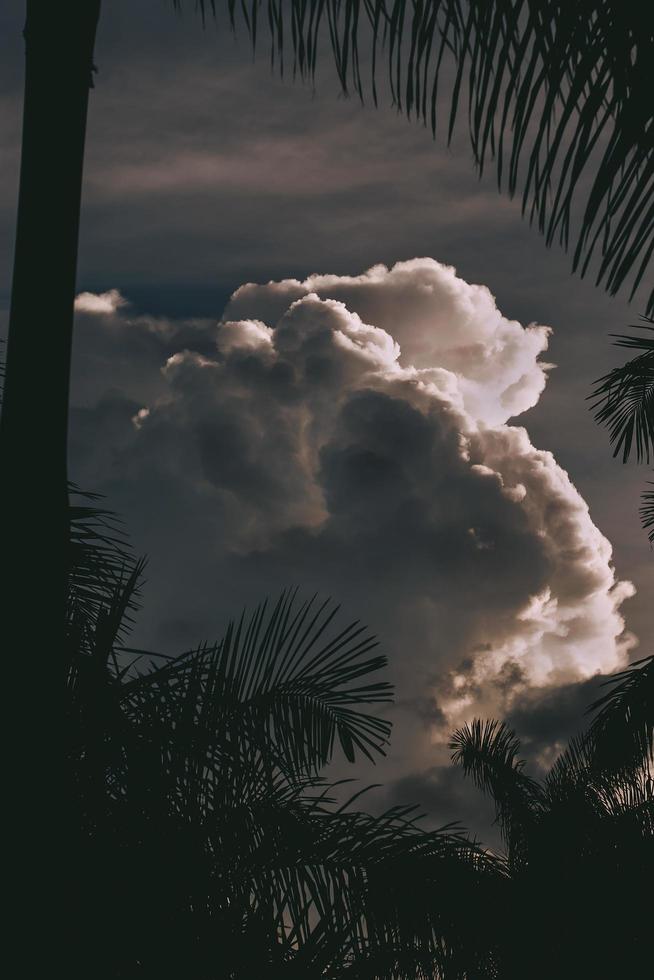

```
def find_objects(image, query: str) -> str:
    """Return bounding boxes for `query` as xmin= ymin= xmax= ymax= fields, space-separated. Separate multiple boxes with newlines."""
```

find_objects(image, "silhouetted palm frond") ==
xmin=641 ymin=480 xmax=654 ymax=544
xmin=450 ymin=666 xmax=653 ymax=978
xmin=67 ymin=485 xmax=142 ymax=636
xmin=586 ymin=654 xmax=654 ymax=772
xmin=542 ymin=730 xmax=649 ymax=830
xmin=66 ymin=509 xmax=502 ymax=977
xmin=590 ymin=318 xmax=654 ymax=463
xmin=184 ymin=0 xmax=654 ymax=309
xmin=451 ymin=680 xmax=653 ymax=862
xmin=112 ymin=612 xmax=497 ymax=978
xmin=120 ymin=591 xmax=393 ymax=780
xmin=449 ymin=719 xmax=543 ymax=860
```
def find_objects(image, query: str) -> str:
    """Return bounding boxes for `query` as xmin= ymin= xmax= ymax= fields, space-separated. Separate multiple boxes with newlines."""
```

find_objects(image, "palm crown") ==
xmin=450 ymin=656 xmax=653 ymax=979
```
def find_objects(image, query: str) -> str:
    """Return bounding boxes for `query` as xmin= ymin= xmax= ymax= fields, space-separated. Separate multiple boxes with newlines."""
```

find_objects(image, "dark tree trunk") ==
xmin=1 ymin=5 xmax=100 ymax=970
xmin=1 ymin=1 xmax=101 ymax=653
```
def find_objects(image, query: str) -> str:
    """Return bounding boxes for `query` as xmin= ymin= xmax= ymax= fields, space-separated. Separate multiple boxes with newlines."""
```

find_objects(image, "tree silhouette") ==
xmin=450 ymin=656 xmax=654 ymax=979
xmin=66 ymin=493 xmax=503 ymax=978
xmin=1 ymin=2 xmax=102 ymax=669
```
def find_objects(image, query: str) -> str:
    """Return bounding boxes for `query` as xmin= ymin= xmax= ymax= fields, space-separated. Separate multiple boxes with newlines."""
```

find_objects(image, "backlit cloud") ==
xmin=71 ymin=259 xmax=636 ymax=790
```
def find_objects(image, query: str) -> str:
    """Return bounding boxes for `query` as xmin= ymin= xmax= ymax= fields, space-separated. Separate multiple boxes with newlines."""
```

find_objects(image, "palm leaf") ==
xmin=543 ymin=730 xmax=612 ymax=826
xmin=182 ymin=0 xmax=654 ymax=310
xmin=216 ymin=796 xmax=498 ymax=976
xmin=589 ymin=318 xmax=654 ymax=463
xmin=120 ymin=591 xmax=393 ymax=782
xmin=586 ymin=654 xmax=654 ymax=771
xmin=66 ymin=528 xmax=500 ymax=976
xmin=450 ymin=695 xmax=653 ymax=976
xmin=450 ymin=719 xmax=543 ymax=860
xmin=640 ymin=480 xmax=654 ymax=544
xmin=67 ymin=485 xmax=143 ymax=636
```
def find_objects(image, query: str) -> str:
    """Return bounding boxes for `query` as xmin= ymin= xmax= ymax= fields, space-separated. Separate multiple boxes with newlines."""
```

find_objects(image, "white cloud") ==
xmin=226 ymin=258 xmax=553 ymax=425
xmin=216 ymin=318 xmax=273 ymax=353
xmin=72 ymin=261 xmax=635 ymax=766
xmin=74 ymin=288 xmax=127 ymax=314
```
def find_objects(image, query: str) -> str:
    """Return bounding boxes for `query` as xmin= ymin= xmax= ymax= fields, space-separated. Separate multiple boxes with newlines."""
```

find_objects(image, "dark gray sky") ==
xmin=1 ymin=1 xmax=651 ymax=840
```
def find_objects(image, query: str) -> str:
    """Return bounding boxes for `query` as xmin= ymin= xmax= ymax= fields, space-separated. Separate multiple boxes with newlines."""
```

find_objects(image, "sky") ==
xmin=1 ymin=1 xmax=651 ymax=842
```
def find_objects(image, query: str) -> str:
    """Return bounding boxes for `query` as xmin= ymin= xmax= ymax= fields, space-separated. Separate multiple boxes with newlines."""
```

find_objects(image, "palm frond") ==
xmin=542 ymin=731 xmax=609 ymax=831
xmin=114 ymin=771 xmax=500 ymax=976
xmin=448 ymin=692 xmax=652 ymax=974
xmin=544 ymin=731 xmax=653 ymax=866
xmin=67 ymin=486 xmax=142 ymax=629
xmin=182 ymin=0 xmax=654 ymax=309
xmin=284 ymin=805 xmax=501 ymax=977
xmin=66 ymin=520 xmax=500 ymax=976
xmin=120 ymin=591 xmax=392 ymax=786
xmin=589 ymin=318 xmax=654 ymax=463
xmin=546 ymin=730 xmax=595 ymax=789
xmin=586 ymin=654 xmax=654 ymax=771
xmin=540 ymin=659 xmax=653 ymax=831
xmin=450 ymin=719 xmax=543 ymax=856
xmin=641 ymin=480 xmax=654 ymax=544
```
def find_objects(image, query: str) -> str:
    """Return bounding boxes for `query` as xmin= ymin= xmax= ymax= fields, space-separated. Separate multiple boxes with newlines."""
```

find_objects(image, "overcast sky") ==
xmin=1 ymin=1 xmax=651 ymax=841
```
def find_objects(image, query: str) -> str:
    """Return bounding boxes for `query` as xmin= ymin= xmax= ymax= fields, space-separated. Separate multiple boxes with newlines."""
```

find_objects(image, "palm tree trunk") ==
xmin=1 ymin=1 xmax=101 ymax=657
xmin=2 ymin=6 xmax=102 ymax=971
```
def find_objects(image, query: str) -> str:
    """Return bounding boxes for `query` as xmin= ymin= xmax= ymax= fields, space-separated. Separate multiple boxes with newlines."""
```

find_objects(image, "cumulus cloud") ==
xmin=225 ymin=258 xmax=553 ymax=425
xmin=74 ymin=288 xmax=127 ymax=315
xmin=70 ymin=258 xmax=636 ymax=805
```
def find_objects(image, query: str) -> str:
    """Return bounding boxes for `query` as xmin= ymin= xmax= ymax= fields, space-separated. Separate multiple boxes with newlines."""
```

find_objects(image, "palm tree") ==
xmin=450 ymin=656 xmax=653 ymax=979
xmin=1 ymin=2 xmax=102 ymax=666
xmin=3 ymin=0 xmax=652 ymax=668
xmin=590 ymin=317 xmax=654 ymax=542
xmin=66 ymin=493 xmax=503 ymax=978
